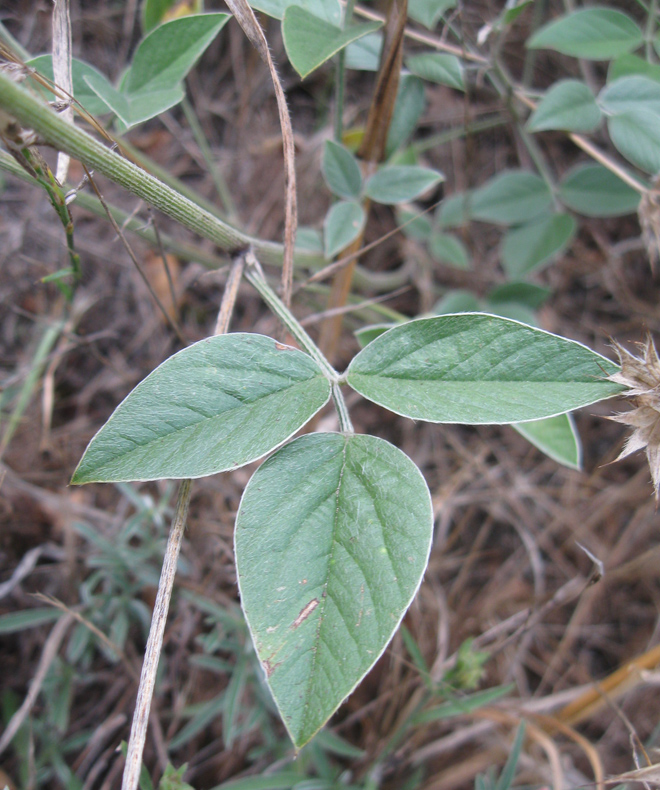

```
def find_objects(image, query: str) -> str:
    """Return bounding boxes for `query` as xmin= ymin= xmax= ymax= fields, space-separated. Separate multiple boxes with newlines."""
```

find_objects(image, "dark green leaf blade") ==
xmin=72 ymin=334 xmax=331 ymax=483
xmin=346 ymin=314 xmax=624 ymax=424
xmin=27 ymin=55 xmax=114 ymax=116
xmin=235 ymin=433 xmax=433 ymax=748
xmin=471 ymin=171 xmax=553 ymax=225
xmin=386 ymin=74 xmax=426 ymax=156
xmin=406 ymin=53 xmax=464 ymax=91
xmin=407 ymin=0 xmax=455 ymax=29
xmin=599 ymin=75 xmax=660 ymax=116
xmin=607 ymin=109 xmax=660 ymax=174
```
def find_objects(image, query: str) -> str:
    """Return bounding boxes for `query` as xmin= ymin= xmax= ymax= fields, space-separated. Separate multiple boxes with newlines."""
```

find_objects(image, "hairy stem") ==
xmin=0 ymin=71 xmax=319 ymax=269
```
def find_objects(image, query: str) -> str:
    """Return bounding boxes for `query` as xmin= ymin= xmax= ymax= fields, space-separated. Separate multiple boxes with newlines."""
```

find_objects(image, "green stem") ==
xmin=332 ymin=383 xmax=353 ymax=432
xmin=244 ymin=256 xmax=339 ymax=383
xmin=412 ymin=114 xmax=507 ymax=154
xmin=0 ymin=72 xmax=325 ymax=270
xmin=21 ymin=148 xmax=80 ymax=295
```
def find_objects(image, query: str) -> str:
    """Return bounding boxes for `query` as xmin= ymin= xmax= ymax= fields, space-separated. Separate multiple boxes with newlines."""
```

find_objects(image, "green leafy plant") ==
xmin=66 ymin=291 xmax=623 ymax=748
xmin=2 ymin=0 xmax=659 ymax=782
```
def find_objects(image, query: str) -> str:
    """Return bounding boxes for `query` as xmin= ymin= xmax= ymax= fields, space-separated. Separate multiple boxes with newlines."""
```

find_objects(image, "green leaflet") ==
xmin=607 ymin=110 xmax=660 ymax=174
xmin=364 ymin=165 xmax=444 ymax=204
xmin=72 ymin=334 xmax=331 ymax=483
xmin=27 ymin=55 xmax=114 ymax=116
xmin=501 ymin=213 xmax=576 ymax=278
xmin=406 ymin=53 xmax=464 ymax=91
xmin=558 ymin=164 xmax=641 ymax=217
xmin=235 ymin=433 xmax=433 ymax=748
xmin=407 ymin=0 xmax=455 ymax=29
xmin=84 ymin=13 xmax=230 ymax=128
xmin=470 ymin=171 xmax=553 ymax=225
xmin=282 ymin=7 xmax=381 ymax=78
xmin=322 ymin=140 xmax=362 ymax=199
xmin=346 ymin=314 xmax=624 ymax=424
xmin=249 ymin=0 xmax=341 ymax=23
xmin=386 ymin=74 xmax=426 ymax=155
xmin=527 ymin=79 xmax=601 ymax=133
xmin=527 ymin=7 xmax=643 ymax=60
xmin=512 ymin=413 xmax=582 ymax=469
xmin=324 ymin=200 xmax=365 ymax=258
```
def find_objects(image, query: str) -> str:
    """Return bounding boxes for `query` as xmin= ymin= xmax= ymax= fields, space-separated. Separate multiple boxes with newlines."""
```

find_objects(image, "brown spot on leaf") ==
xmin=292 ymin=598 xmax=319 ymax=629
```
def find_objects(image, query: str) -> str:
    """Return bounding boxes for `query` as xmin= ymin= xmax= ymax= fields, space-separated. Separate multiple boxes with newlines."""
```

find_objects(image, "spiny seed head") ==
xmin=608 ymin=336 xmax=660 ymax=499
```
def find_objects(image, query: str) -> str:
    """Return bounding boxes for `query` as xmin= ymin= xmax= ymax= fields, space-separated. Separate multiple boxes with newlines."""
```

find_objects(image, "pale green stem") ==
xmin=332 ymin=383 xmax=354 ymax=433
xmin=0 ymin=149 xmax=229 ymax=269
xmin=244 ymin=256 xmax=339 ymax=383
xmin=0 ymin=72 xmax=325 ymax=269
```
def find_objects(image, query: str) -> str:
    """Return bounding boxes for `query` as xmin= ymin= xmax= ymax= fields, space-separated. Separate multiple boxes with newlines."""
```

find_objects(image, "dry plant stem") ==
xmin=0 ymin=612 xmax=74 ymax=756
xmin=215 ymin=254 xmax=247 ymax=335
xmin=223 ymin=0 xmax=297 ymax=307
xmin=319 ymin=232 xmax=368 ymax=357
xmin=555 ymin=641 xmax=660 ymax=727
xmin=34 ymin=592 xmax=137 ymax=678
xmin=122 ymin=478 xmax=192 ymax=790
xmin=52 ymin=0 xmax=73 ymax=183
xmin=350 ymin=1 xmax=487 ymax=63
xmin=350 ymin=4 xmax=650 ymax=198
xmin=319 ymin=0 xmax=407 ymax=359
xmin=122 ymin=255 xmax=245 ymax=790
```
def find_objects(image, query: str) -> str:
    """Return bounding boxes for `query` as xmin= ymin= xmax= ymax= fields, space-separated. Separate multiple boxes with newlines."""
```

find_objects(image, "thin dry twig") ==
xmin=33 ymin=593 xmax=137 ymax=679
xmin=319 ymin=0 xmax=408 ymax=360
xmin=122 ymin=255 xmax=246 ymax=790
xmin=0 ymin=544 xmax=60 ymax=600
xmin=121 ymin=478 xmax=192 ymax=790
xmin=223 ymin=0 xmax=297 ymax=307
xmin=52 ymin=0 xmax=73 ymax=183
